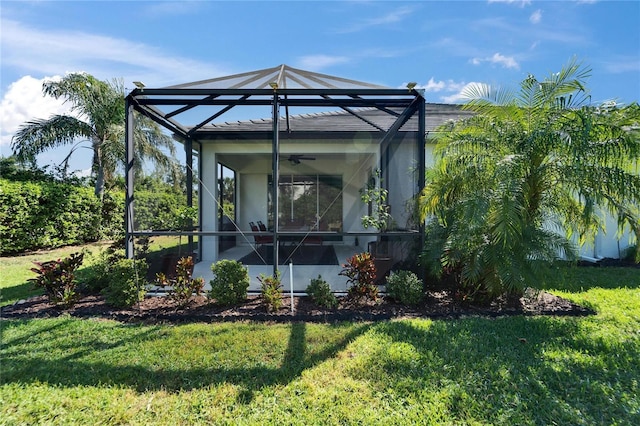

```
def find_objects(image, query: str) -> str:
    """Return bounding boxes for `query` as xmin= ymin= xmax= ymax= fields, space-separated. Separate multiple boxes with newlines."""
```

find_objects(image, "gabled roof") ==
xmin=166 ymin=64 xmax=389 ymax=90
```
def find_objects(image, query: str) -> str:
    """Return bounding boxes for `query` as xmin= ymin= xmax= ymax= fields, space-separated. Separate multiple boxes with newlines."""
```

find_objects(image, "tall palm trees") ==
xmin=11 ymin=73 xmax=177 ymax=199
xmin=420 ymin=59 xmax=640 ymax=301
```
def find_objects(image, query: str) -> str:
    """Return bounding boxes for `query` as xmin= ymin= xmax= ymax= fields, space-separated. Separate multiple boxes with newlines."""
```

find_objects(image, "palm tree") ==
xmin=11 ymin=73 xmax=178 ymax=199
xmin=420 ymin=58 xmax=640 ymax=301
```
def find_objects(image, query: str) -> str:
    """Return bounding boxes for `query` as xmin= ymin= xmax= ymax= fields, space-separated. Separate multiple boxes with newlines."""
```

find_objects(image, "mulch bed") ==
xmin=1 ymin=288 xmax=594 ymax=324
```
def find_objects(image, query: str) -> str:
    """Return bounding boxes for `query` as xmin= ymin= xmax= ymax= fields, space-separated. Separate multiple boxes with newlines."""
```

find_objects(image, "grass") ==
xmin=0 ymin=241 xmax=111 ymax=306
xmin=1 ymin=244 xmax=639 ymax=424
xmin=0 ymin=236 xmax=182 ymax=306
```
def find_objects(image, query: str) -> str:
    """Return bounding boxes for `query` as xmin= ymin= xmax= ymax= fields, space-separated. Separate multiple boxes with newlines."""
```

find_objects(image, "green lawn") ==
xmin=1 ymin=245 xmax=639 ymax=425
xmin=0 ymin=236 xmax=183 ymax=306
xmin=0 ymin=241 xmax=111 ymax=306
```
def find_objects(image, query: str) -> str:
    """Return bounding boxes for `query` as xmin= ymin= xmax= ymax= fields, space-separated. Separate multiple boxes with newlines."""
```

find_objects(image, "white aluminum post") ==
xmin=289 ymin=262 xmax=294 ymax=314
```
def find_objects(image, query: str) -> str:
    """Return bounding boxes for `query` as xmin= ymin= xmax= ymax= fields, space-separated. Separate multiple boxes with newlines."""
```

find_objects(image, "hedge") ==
xmin=0 ymin=179 xmax=104 ymax=254
xmin=0 ymin=178 xmax=191 ymax=255
xmin=134 ymin=190 xmax=187 ymax=231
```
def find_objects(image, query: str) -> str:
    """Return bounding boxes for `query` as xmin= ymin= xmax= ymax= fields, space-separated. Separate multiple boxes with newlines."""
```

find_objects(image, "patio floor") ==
xmin=194 ymin=244 xmax=357 ymax=294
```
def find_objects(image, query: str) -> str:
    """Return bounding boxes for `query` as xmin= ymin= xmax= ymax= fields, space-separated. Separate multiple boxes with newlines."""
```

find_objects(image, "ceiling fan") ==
xmin=287 ymin=154 xmax=316 ymax=165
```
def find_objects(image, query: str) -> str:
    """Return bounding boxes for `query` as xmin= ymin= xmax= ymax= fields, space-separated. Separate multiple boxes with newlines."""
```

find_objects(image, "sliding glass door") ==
xmin=268 ymin=174 xmax=342 ymax=235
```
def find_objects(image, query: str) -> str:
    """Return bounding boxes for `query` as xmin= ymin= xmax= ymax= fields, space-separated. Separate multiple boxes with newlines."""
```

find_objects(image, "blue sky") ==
xmin=1 ymin=0 xmax=639 ymax=173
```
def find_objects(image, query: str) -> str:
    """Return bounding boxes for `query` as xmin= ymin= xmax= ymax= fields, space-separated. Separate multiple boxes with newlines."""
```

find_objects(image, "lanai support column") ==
xmin=417 ymin=93 xmax=426 ymax=251
xmin=271 ymin=91 xmax=280 ymax=275
xmin=125 ymin=97 xmax=135 ymax=259
xmin=415 ymin=94 xmax=427 ymax=290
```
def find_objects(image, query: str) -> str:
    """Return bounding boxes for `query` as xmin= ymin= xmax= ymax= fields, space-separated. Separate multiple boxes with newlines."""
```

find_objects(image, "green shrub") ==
xmin=156 ymin=256 xmax=204 ymax=307
xmin=28 ymin=252 xmax=84 ymax=307
xmin=306 ymin=275 xmax=338 ymax=308
xmin=209 ymin=260 xmax=250 ymax=306
xmin=0 ymin=179 xmax=111 ymax=254
xmin=134 ymin=190 xmax=187 ymax=231
xmin=99 ymin=190 xmax=124 ymax=240
xmin=622 ymin=244 xmax=639 ymax=263
xmin=101 ymin=258 xmax=148 ymax=308
xmin=385 ymin=270 xmax=424 ymax=306
xmin=259 ymin=271 xmax=283 ymax=312
xmin=80 ymin=238 xmax=149 ymax=295
xmin=340 ymin=252 xmax=379 ymax=302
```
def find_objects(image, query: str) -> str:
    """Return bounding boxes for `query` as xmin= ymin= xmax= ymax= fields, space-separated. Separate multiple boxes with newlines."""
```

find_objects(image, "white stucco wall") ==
xmin=240 ymin=173 xmax=269 ymax=234
xmin=386 ymin=135 xmax=419 ymax=230
xmin=578 ymin=210 xmax=635 ymax=261
xmin=200 ymin=144 xmax=219 ymax=262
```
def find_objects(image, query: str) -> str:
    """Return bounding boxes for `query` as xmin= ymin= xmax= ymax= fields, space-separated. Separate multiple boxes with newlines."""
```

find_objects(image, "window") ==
xmin=268 ymin=175 xmax=342 ymax=233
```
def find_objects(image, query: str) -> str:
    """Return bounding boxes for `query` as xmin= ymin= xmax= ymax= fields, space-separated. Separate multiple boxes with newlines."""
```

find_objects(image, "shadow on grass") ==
xmin=354 ymin=317 xmax=639 ymax=425
xmin=1 ymin=319 xmax=371 ymax=404
xmin=0 ymin=282 xmax=41 ymax=307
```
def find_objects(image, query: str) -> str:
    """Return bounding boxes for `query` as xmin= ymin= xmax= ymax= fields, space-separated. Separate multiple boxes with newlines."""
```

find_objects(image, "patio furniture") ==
xmin=250 ymin=222 xmax=273 ymax=249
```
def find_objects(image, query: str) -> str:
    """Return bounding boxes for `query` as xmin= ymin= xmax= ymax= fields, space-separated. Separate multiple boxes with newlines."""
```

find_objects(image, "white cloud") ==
xmin=0 ymin=17 xmax=234 ymax=160
xmin=73 ymin=168 xmax=92 ymax=178
xmin=143 ymin=0 xmax=204 ymax=16
xmin=0 ymin=75 xmax=73 ymax=150
xmin=399 ymin=78 xmax=472 ymax=104
xmin=295 ymin=55 xmax=351 ymax=71
xmin=421 ymin=78 xmax=446 ymax=92
xmin=471 ymin=53 xmax=520 ymax=69
xmin=488 ymin=0 xmax=532 ymax=7
xmin=530 ymin=9 xmax=542 ymax=24
xmin=491 ymin=53 xmax=519 ymax=69
xmin=603 ymin=57 xmax=640 ymax=74
xmin=441 ymin=82 xmax=482 ymax=104
xmin=410 ymin=78 xmax=468 ymax=94
xmin=336 ymin=6 xmax=415 ymax=33
xmin=0 ymin=18 xmax=230 ymax=87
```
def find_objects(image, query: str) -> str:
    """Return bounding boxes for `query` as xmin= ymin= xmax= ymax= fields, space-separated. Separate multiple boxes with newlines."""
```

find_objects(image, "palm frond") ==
xmin=11 ymin=115 xmax=93 ymax=162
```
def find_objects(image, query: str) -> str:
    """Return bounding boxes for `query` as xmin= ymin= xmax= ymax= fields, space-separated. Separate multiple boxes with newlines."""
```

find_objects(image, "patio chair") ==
xmin=250 ymin=222 xmax=273 ymax=249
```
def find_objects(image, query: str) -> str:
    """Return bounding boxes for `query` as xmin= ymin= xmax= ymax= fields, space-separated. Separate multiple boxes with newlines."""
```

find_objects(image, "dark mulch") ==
xmin=578 ymin=257 xmax=640 ymax=268
xmin=1 ymin=288 xmax=593 ymax=324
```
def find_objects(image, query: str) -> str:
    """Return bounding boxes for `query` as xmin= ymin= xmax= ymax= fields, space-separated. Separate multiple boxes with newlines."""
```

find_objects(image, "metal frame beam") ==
xmin=271 ymin=91 xmax=280 ymax=275
xmin=124 ymin=97 xmax=135 ymax=258
xmin=130 ymin=88 xmax=416 ymax=97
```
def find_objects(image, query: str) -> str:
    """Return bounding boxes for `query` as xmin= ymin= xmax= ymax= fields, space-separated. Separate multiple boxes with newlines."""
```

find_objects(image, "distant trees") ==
xmin=420 ymin=58 xmax=640 ymax=302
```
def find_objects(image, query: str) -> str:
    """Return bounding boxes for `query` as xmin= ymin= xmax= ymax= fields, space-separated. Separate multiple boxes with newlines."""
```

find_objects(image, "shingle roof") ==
xmin=196 ymin=103 xmax=473 ymax=135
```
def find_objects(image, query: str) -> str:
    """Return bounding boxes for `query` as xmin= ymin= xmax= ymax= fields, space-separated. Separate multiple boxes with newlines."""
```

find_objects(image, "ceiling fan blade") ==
xmin=288 ymin=154 xmax=316 ymax=162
